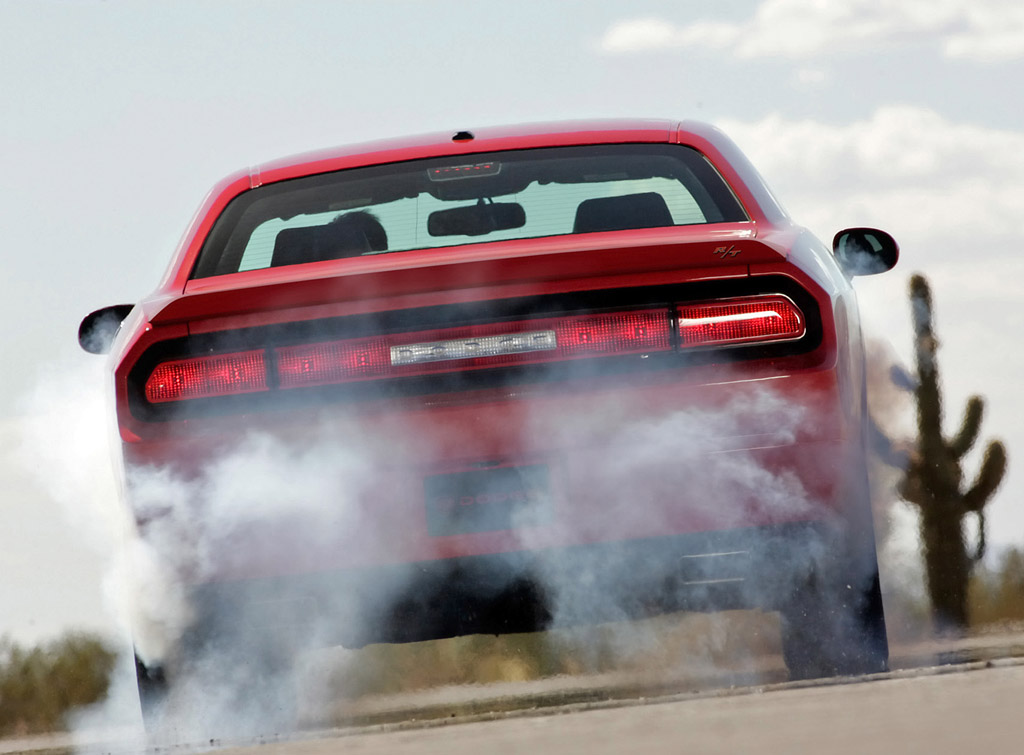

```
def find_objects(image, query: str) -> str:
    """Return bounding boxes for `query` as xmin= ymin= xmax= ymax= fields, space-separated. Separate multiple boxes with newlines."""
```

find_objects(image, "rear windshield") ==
xmin=191 ymin=144 xmax=748 ymax=279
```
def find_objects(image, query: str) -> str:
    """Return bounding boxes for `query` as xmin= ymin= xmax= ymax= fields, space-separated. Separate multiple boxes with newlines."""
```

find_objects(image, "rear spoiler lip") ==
xmin=147 ymin=223 xmax=793 ymax=327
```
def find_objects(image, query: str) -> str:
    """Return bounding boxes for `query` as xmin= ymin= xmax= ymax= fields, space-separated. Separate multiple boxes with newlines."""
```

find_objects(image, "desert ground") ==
xmin=4 ymin=625 xmax=1024 ymax=755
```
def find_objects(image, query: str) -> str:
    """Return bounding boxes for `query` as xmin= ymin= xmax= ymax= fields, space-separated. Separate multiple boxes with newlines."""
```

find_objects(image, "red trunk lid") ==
xmin=148 ymin=224 xmax=783 ymax=330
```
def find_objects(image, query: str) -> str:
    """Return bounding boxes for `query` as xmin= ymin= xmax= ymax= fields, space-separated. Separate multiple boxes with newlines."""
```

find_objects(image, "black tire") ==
xmin=134 ymin=637 xmax=299 ymax=734
xmin=134 ymin=654 xmax=169 ymax=727
xmin=780 ymin=566 xmax=888 ymax=680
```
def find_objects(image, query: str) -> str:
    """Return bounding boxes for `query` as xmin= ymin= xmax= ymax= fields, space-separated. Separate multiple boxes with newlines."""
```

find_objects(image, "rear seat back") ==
xmin=573 ymin=192 xmax=674 ymax=234
xmin=271 ymin=211 xmax=388 ymax=267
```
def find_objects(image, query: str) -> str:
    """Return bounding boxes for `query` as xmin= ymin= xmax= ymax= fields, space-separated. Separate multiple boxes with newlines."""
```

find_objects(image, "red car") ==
xmin=81 ymin=119 xmax=896 ymax=712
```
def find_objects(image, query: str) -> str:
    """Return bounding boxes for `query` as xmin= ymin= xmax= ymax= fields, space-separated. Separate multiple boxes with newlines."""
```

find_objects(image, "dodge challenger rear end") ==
xmin=81 ymin=119 xmax=897 ymax=706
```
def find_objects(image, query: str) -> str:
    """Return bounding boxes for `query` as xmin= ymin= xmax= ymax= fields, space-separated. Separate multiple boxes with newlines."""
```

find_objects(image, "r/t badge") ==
xmin=713 ymin=245 xmax=741 ymax=258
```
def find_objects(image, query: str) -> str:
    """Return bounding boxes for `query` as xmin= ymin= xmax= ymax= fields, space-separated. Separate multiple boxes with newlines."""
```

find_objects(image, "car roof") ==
xmin=252 ymin=119 xmax=681 ymax=186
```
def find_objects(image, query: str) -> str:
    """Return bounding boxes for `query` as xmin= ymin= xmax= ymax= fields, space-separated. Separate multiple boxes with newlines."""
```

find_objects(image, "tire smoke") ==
xmin=13 ymin=347 xmax=905 ymax=747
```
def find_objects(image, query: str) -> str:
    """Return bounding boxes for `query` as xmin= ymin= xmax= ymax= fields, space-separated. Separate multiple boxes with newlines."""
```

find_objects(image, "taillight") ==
xmin=144 ymin=350 xmax=268 ymax=403
xmin=677 ymin=296 xmax=804 ymax=348
xmin=277 ymin=338 xmax=390 ymax=388
xmin=140 ymin=296 xmax=808 ymax=405
xmin=554 ymin=311 xmax=670 ymax=358
xmin=279 ymin=309 xmax=671 ymax=388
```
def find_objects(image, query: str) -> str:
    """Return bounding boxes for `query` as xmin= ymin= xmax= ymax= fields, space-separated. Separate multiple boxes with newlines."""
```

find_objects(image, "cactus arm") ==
xmin=909 ymin=275 xmax=944 ymax=445
xmin=949 ymin=396 xmax=984 ymax=459
xmin=963 ymin=440 xmax=1008 ymax=512
xmin=899 ymin=455 xmax=926 ymax=507
xmin=972 ymin=511 xmax=987 ymax=563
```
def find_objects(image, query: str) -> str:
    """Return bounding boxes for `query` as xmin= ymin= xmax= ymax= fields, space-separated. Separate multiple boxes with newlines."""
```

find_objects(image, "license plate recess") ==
xmin=424 ymin=464 xmax=551 ymax=536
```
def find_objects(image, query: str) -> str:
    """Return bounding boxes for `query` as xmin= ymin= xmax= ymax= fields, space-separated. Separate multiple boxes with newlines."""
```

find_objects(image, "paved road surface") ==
xmin=213 ymin=660 xmax=1024 ymax=755
xmin=5 ymin=636 xmax=1024 ymax=754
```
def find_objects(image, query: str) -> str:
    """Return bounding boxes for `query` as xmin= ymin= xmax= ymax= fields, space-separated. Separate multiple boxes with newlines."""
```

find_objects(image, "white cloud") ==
xmin=600 ymin=0 xmax=1024 ymax=61
xmin=600 ymin=17 xmax=741 ymax=53
xmin=944 ymin=5 xmax=1024 ymax=61
xmin=715 ymin=106 xmax=1024 ymax=247
xmin=793 ymin=68 xmax=830 ymax=87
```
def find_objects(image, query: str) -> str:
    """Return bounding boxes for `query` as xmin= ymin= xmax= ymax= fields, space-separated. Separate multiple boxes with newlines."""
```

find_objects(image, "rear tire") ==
xmin=134 ymin=654 xmax=168 ymax=727
xmin=134 ymin=643 xmax=300 ymax=734
xmin=780 ymin=567 xmax=888 ymax=680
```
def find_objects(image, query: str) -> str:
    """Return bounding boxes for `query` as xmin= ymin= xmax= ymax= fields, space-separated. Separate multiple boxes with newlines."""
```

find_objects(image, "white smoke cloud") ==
xmin=511 ymin=387 xmax=822 ymax=632
xmin=600 ymin=1 xmax=1024 ymax=62
xmin=15 ymin=345 xmax=889 ymax=744
xmin=12 ymin=354 xmax=136 ymax=645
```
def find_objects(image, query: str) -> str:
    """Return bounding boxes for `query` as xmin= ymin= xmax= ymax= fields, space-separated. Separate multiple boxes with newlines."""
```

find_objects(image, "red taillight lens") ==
xmin=277 ymin=338 xmax=390 ymax=388
xmin=554 ymin=311 xmax=671 ymax=357
xmin=277 ymin=309 xmax=672 ymax=389
xmin=144 ymin=350 xmax=268 ymax=403
xmin=141 ymin=297 xmax=808 ymax=404
xmin=677 ymin=296 xmax=804 ymax=348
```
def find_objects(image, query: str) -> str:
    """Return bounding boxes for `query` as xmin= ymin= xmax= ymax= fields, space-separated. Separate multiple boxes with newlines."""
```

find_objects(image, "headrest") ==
xmin=271 ymin=226 xmax=337 ymax=267
xmin=572 ymin=192 xmax=674 ymax=234
xmin=270 ymin=211 xmax=388 ymax=267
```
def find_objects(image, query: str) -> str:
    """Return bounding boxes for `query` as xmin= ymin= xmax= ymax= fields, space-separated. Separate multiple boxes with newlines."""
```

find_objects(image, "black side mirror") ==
xmin=78 ymin=304 xmax=134 ymax=355
xmin=832 ymin=228 xmax=899 ymax=277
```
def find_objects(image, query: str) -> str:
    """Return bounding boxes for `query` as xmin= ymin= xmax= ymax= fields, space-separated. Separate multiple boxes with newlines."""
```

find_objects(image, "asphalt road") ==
xmin=5 ymin=633 xmax=1024 ymax=754
xmin=215 ymin=660 xmax=1024 ymax=755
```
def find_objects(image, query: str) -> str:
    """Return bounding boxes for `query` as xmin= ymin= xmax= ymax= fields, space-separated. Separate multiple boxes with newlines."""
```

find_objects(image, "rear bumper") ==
xmin=185 ymin=520 xmax=853 ymax=648
xmin=125 ymin=365 xmax=861 ymax=580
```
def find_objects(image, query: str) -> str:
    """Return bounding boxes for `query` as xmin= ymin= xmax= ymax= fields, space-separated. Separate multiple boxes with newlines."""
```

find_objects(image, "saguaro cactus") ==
xmin=900 ymin=274 xmax=1007 ymax=631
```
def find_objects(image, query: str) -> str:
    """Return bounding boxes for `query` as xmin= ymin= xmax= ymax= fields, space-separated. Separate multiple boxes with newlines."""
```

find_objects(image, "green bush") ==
xmin=0 ymin=632 xmax=117 ymax=736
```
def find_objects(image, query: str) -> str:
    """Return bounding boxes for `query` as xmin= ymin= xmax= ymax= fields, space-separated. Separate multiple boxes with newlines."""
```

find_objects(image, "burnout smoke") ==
xmin=134 ymin=383 xmax=847 ymax=728
xmin=12 ymin=354 xmax=416 ymax=741
xmin=13 ymin=354 xmax=147 ymax=748
xmin=862 ymin=335 xmax=931 ymax=641
xmin=118 ymin=421 xmax=426 ymax=738
xmin=15 ymin=354 xmax=894 ymax=747
xmin=147 ymin=393 xmax=846 ymax=728
xmin=509 ymin=384 xmax=864 ymax=664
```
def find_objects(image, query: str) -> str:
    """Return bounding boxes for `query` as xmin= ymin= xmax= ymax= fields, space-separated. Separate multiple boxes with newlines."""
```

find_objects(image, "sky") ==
xmin=1 ymin=0 xmax=1022 ymax=644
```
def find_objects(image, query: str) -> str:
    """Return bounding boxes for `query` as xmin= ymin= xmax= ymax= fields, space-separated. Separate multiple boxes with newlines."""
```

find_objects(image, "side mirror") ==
xmin=832 ymin=228 xmax=899 ymax=277
xmin=78 ymin=304 xmax=134 ymax=355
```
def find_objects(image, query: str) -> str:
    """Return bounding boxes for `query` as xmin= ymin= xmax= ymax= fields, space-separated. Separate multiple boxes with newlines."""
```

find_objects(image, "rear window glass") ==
xmin=191 ymin=144 xmax=747 ymax=279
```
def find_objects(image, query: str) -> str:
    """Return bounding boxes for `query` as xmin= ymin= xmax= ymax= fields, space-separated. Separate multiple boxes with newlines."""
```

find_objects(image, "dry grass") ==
xmin=970 ymin=547 xmax=1024 ymax=628
xmin=315 ymin=609 xmax=782 ymax=701
xmin=0 ymin=632 xmax=116 ymax=736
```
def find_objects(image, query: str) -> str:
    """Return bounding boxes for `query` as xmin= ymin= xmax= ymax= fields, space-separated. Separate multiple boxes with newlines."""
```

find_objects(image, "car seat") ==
xmin=572 ymin=192 xmax=673 ymax=234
